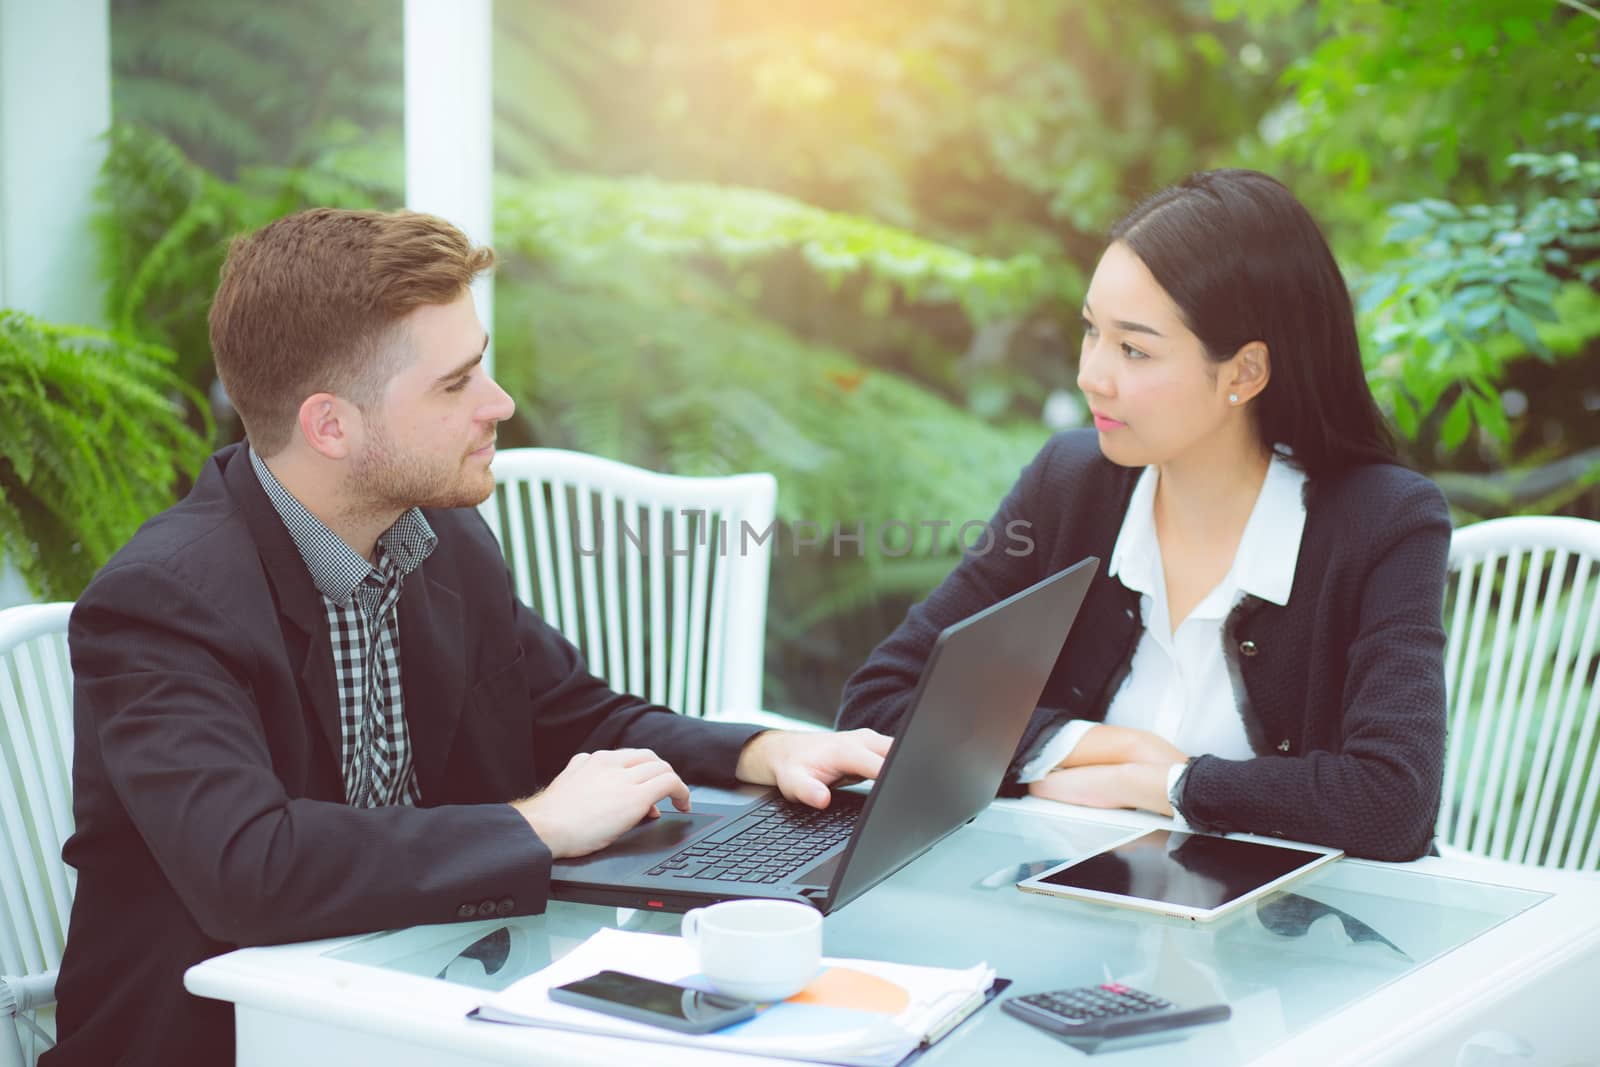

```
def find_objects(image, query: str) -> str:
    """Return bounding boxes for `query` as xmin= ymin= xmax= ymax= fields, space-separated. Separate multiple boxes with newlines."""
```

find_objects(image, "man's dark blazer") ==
xmin=44 ymin=442 xmax=763 ymax=1066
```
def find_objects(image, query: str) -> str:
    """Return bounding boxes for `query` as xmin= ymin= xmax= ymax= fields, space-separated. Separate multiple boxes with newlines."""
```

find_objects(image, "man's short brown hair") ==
xmin=209 ymin=208 xmax=495 ymax=456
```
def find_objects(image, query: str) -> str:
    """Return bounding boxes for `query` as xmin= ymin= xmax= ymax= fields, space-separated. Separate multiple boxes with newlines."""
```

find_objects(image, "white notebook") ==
xmin=473 ymin=928 xmax=996 ymax=1067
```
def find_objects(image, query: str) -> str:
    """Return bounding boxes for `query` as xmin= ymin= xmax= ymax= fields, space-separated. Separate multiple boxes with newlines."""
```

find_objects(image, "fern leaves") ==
xmin=0 ymin=312 xmax=213 ymax=599
xmin=498 ymin=175 xmax=1057 ymax=323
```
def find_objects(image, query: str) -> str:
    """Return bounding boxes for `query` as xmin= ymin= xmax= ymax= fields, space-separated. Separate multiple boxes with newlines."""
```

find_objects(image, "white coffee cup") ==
xmin=680 ymin=899 xmax=823 ymax=1002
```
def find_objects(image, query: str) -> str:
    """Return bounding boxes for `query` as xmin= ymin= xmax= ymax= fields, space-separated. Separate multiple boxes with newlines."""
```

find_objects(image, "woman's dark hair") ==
xmin=1108 ymin=168 xmax=1396 ymax=480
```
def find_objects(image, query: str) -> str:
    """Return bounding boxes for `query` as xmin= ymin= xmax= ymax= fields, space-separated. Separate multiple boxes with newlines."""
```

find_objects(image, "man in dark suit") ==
xmin=44 ymin=208 xmax=890 ymax=1065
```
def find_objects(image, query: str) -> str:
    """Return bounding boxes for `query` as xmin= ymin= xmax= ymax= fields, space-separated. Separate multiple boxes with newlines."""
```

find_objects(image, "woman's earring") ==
xmin=1229 ymin=393 xmax=1239 ymax=404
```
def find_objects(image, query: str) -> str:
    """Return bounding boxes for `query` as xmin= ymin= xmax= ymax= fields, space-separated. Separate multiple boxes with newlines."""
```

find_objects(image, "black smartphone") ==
xmin=548 ymin=970 xmax=757 ymax=1034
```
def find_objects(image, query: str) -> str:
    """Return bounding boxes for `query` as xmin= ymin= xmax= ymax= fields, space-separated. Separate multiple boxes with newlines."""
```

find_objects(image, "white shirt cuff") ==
xmin=1018 ymin=720 xmax=1098 ymax=783
xmin=1166 ymin=761 xmax=1192 ymax=831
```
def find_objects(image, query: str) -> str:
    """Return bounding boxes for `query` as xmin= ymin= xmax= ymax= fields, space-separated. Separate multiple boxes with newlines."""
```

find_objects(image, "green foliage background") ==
xmin=9 ymin=0 xmax=1598 ymax=717
xmin=0 ymin=311 xmax=211 ymax=599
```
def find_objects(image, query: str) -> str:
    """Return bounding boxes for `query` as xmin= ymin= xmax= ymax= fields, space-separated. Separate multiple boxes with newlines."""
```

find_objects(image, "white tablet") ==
xmin=1016 ymin=828 xmax=1342 ymax=922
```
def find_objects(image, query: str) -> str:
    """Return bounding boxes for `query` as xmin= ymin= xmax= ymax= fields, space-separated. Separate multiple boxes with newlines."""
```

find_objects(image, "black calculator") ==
xmin=1001 ymin=982 xmax=1230 ymax=1051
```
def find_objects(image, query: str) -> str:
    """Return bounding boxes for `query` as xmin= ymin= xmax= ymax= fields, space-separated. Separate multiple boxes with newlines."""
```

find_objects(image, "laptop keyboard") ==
xmin=643 ymin=793 xmax=865 ymax=884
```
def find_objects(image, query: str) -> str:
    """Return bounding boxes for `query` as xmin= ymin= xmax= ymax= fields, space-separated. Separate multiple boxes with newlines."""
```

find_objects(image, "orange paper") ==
xmin=787 ymin=967 xmax=911 ymax=1014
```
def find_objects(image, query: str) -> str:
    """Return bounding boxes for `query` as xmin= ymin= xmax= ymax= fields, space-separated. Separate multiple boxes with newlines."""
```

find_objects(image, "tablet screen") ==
xmin=1033 ymin=829 xmax=1333 ymax=913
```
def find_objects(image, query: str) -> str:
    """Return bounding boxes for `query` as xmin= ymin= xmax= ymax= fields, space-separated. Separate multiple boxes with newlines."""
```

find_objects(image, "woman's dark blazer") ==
xmin=838 ymin=430 xmax=1452 ymax=862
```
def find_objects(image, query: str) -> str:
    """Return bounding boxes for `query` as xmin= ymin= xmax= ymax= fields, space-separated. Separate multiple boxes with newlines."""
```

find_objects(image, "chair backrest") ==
xmin=1438 ymin=516 xmax=1600 ymax=870
xmin=478 ymin=449 xmax=777 ymax=719
xmin=0 ymin=602 xmax=76 ymax=984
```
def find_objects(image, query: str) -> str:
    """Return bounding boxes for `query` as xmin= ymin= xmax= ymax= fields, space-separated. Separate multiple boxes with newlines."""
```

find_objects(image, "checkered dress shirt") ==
xmin=250 ymin=448 xmax=437 ymax=807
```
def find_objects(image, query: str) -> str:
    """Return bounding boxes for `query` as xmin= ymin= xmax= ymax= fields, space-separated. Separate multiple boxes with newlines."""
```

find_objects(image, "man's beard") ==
xmin=349 ymin=422 xmax=494 ymax=515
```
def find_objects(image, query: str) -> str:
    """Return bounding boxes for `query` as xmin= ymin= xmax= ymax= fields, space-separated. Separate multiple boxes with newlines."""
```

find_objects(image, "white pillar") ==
xmin=0 ymin=0 xmax=112 ymax=325
xmin=403 ymin=0 xmax=494 ymax=375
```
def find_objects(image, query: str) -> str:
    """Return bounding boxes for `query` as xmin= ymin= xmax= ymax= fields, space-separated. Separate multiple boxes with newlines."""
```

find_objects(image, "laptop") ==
xmin=549 ymin=555 xmax=1100 ymax=914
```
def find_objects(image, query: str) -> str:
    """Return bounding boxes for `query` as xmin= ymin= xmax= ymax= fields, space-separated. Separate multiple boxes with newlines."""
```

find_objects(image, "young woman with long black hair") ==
xmin=838 ymin=169 xmax=1450 ymax=861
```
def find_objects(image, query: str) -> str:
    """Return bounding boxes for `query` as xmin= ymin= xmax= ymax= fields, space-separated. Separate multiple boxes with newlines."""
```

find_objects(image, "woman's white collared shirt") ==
xmin=1019 ymin=452 xmax=1309 ymax=821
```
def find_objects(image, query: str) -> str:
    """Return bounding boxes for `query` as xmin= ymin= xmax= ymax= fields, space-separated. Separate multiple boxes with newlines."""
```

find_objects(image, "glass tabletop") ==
xmin=324 ymin=806 xmax=1546 ymax=1064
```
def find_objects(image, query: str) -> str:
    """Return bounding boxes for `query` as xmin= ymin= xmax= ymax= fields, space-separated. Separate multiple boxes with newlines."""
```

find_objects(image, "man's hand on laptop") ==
xmin=734 ymin=728 xmax=893 ymax=809
xmin=511 ymin=748 xmax=691 ymax=859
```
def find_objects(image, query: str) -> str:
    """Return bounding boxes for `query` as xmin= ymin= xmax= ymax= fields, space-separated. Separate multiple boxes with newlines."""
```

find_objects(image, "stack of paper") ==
xmin=473 ymin=928 xmax=996 ymax=1067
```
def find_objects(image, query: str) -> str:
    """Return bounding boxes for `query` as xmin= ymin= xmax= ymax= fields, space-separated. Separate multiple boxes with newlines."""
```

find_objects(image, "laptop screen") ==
xmin=828 ymin=557 xmax=1099 ymax=908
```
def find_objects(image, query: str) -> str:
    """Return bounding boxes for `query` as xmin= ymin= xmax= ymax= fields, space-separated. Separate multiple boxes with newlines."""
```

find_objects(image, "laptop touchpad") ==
xmin=554 ymin=812 xmax=722 ymax=880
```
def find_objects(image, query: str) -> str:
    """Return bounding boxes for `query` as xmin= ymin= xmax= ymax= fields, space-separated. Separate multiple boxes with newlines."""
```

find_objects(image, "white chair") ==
xmin=1437 ymin=517 xmax=1600 ymax=871
xmin=0 ymin=602 xmax=76 ymax=1067
xmin=480 ymin=449 xmax=812 ymax=730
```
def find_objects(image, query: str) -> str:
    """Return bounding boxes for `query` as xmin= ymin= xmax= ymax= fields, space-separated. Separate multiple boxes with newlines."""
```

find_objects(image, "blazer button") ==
xmin=456 ymin=903 xmax=476 ymax=919
xmin=497 ymin=897 xmax=515 ymax=916
xmin=477 ymin=899 xmax=497 ymax=918
xmin=1278 ymin=739 xmax=1291 ymax=753
xmin=1239 ymin=639 xmax=1259 ymax=657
